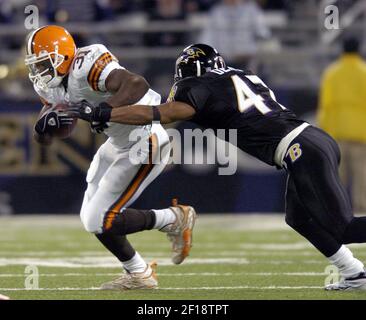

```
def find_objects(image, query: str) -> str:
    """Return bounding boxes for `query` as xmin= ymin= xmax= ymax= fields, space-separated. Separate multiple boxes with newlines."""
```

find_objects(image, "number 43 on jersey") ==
xmin=231 ymin=74 xmax=286 ymax=114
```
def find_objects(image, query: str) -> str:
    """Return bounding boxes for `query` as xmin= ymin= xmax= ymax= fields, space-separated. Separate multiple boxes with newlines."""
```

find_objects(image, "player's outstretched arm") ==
xmin=66 ymin=101 xmax=196 ymax=125
xmin=104 ymin=69 xmax=150 ymax=107
xmin=110 ymin=101 xmax=196 ymax=124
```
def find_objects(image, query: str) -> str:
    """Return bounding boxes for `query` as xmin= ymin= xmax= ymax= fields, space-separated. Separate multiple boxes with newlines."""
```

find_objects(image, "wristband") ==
xmin=152 ymin=106 xmax=161 ymax=122
xmin=98 ymin=102 xmax=113 ymax=122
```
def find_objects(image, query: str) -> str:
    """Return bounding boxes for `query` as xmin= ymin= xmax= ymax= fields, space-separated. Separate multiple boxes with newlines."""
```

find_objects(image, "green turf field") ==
xmin=0 ymin=214 xmax=365 ymax=300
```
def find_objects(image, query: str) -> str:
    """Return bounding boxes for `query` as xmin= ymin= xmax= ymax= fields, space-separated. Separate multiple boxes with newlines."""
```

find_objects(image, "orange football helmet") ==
xmin=24 ymin=25 xmax=76 ymax=91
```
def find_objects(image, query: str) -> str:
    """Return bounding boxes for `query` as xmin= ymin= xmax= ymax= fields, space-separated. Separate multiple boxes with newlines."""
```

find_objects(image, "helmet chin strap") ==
xmin=34 ymin=74 xmax=63 ymax=92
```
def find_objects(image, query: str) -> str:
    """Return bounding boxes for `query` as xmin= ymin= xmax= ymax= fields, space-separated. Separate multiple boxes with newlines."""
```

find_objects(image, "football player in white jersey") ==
xmin=24 ymin=25 xmax=197 ymax=290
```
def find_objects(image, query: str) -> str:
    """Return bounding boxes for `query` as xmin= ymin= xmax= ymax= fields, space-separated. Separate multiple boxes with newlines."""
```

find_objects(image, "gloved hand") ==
xmin=66 ymin=100 xmax=112 ymax=123
xmin=35 ymin=107 xmax=74 ymax=135
xmin=90 ymin=121 xmax=109 ymax=134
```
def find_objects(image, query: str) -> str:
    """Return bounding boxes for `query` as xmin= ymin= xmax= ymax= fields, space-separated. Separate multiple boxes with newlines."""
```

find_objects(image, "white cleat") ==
xmin=160 ymin=199 xmax=197 ymax=265
xmin=100 ymin=262 xmax=158 ymax=290
xmin=325 ymin=272 xmax=366 ymax=291
xmin=0 ymin=294 xmax=10 ymax=300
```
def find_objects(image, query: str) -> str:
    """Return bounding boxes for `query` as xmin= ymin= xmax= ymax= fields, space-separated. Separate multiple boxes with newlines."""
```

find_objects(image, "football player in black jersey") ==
xmin=67 ymin=44 xmax=366 ymax=290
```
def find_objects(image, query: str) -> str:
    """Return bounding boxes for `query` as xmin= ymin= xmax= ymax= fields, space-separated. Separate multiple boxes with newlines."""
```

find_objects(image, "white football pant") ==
xmin=80 ymin=123 xmax=170 ymax=234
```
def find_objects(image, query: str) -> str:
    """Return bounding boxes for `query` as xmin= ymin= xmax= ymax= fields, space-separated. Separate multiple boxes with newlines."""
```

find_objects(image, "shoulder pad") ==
xmin=176 ymin=77 xmax=201 ymax=89
xmin=167 ymin=77 xmax=201 ymax=102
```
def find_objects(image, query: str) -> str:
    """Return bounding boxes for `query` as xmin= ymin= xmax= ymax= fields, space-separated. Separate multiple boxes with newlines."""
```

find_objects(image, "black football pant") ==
xmin=284 ymin=126 xmax=366 ymax=257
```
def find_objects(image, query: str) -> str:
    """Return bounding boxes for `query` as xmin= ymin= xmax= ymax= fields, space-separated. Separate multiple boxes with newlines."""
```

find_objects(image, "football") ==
xmin=40 ymin=103 xmax=78 ymax=139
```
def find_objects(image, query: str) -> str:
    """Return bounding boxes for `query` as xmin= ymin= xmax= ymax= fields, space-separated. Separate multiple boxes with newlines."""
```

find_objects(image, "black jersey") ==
xmin=167 ymin=67 xmax=305 ymax=166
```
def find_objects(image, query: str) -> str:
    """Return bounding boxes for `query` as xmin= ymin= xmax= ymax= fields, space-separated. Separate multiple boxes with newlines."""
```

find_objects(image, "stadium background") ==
xmin=0 ymin=0 xmax=364 ymax=215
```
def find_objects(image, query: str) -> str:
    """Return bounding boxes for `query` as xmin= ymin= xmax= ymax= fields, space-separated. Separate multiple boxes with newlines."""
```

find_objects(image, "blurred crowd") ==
xmin=0 ymin=0 xmax=290 ymax=25
xmin=0 ymin=0 xmax=285 ymax=97
xmin=0 ymin=0 xmax=288 ymax=49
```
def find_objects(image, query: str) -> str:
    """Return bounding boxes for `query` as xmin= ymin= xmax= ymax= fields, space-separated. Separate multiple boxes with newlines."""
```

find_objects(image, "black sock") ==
xmin=343 ymin=217 xmax=366 ymax=244
xmin=95 ymin=233 xmax=135 ymax=262
xmin=287 ymin=218 xmax=341 ymax=257
xmin=104 ymin=208 xmax=156 ymax=235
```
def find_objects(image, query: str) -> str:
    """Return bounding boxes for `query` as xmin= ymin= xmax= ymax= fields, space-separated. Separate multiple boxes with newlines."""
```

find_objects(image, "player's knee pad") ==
xmin=79 ymin=207 xmax=126 ymax=235
xmin=80 ymin=204 xmax=104 ymax=234
xmin=82 ymin=216 xmax=102 ymax=234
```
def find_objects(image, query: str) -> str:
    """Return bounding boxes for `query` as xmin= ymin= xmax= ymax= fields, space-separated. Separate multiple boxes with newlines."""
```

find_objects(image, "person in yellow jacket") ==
xmin=318 ymin=37 xmax=366 ymax=212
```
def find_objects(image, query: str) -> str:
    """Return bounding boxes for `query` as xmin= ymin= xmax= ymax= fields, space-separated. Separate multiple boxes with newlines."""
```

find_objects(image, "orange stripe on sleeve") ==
xmin=87 ymin=52 xmax=113 ymax=91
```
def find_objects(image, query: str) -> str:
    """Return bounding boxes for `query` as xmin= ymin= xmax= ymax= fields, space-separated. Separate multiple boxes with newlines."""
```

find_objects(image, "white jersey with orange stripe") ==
xmin=34 ymin=43 xmax=161 ymax=149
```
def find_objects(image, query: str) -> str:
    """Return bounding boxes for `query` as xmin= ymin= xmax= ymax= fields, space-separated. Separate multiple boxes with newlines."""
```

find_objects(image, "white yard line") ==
xmin=0 ymin=251 xmax=322 ymax=257
xmin=0 ymin=214 xmax=290 ymax=231
xmin=0 ymin=252 xmax=341 ymax=259
xmin=0 ymin=257 xmax=326 ymax=267
xmin=0 ymin=285 xmax=324 ymax=291
xmin=0 ymin=272 xmax=329 ymax=277
xmin=161 ymin=286 xmax=325 ymax=290
xmin=0 ymin=257 xmax=249 ymax=267
xmin=1 ymin=243 xmax=365 ymax=251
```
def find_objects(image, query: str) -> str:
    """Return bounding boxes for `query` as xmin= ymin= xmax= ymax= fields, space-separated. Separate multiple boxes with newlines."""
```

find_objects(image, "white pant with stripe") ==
xmin=80 ymin=123 xmax=171 ymax=234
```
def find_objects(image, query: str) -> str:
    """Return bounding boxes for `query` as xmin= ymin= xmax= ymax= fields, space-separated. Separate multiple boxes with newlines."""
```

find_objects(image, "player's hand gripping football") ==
xmin=66 ymin=100 xmax=112 ymax=124
xmin=90 ymin=121 xmax=109 ymax=134
xmin=35 ymin=106 xmax=74 ymax=135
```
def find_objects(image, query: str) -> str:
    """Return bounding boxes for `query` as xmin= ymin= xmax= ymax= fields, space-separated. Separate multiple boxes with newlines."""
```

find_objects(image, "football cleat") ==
xmin=325 ymin=271 xmax=366 ymax=291
xmin=160 ymin=199 xmax=197 ymax=265
xmin=100 ymin=261 xmax=158 ymax=290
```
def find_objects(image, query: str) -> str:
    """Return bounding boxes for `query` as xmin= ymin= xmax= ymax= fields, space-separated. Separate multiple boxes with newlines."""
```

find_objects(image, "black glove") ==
xmin=35 ymin=107 xmax=74 ymax=135
xmin=67 ymin=100 xmax=112 ymax=123
xmin=90 ymin=121 xmax=109 ymax=134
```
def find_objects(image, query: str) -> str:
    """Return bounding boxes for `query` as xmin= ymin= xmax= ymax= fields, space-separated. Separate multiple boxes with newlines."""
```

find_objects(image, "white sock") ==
xmin=152 ymin=208 xmax=176 ymax=230
xmin=122 ymin=252 xmax=147 ymax=273
xmin=328 ymin=245 xmax=364 ymax=278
